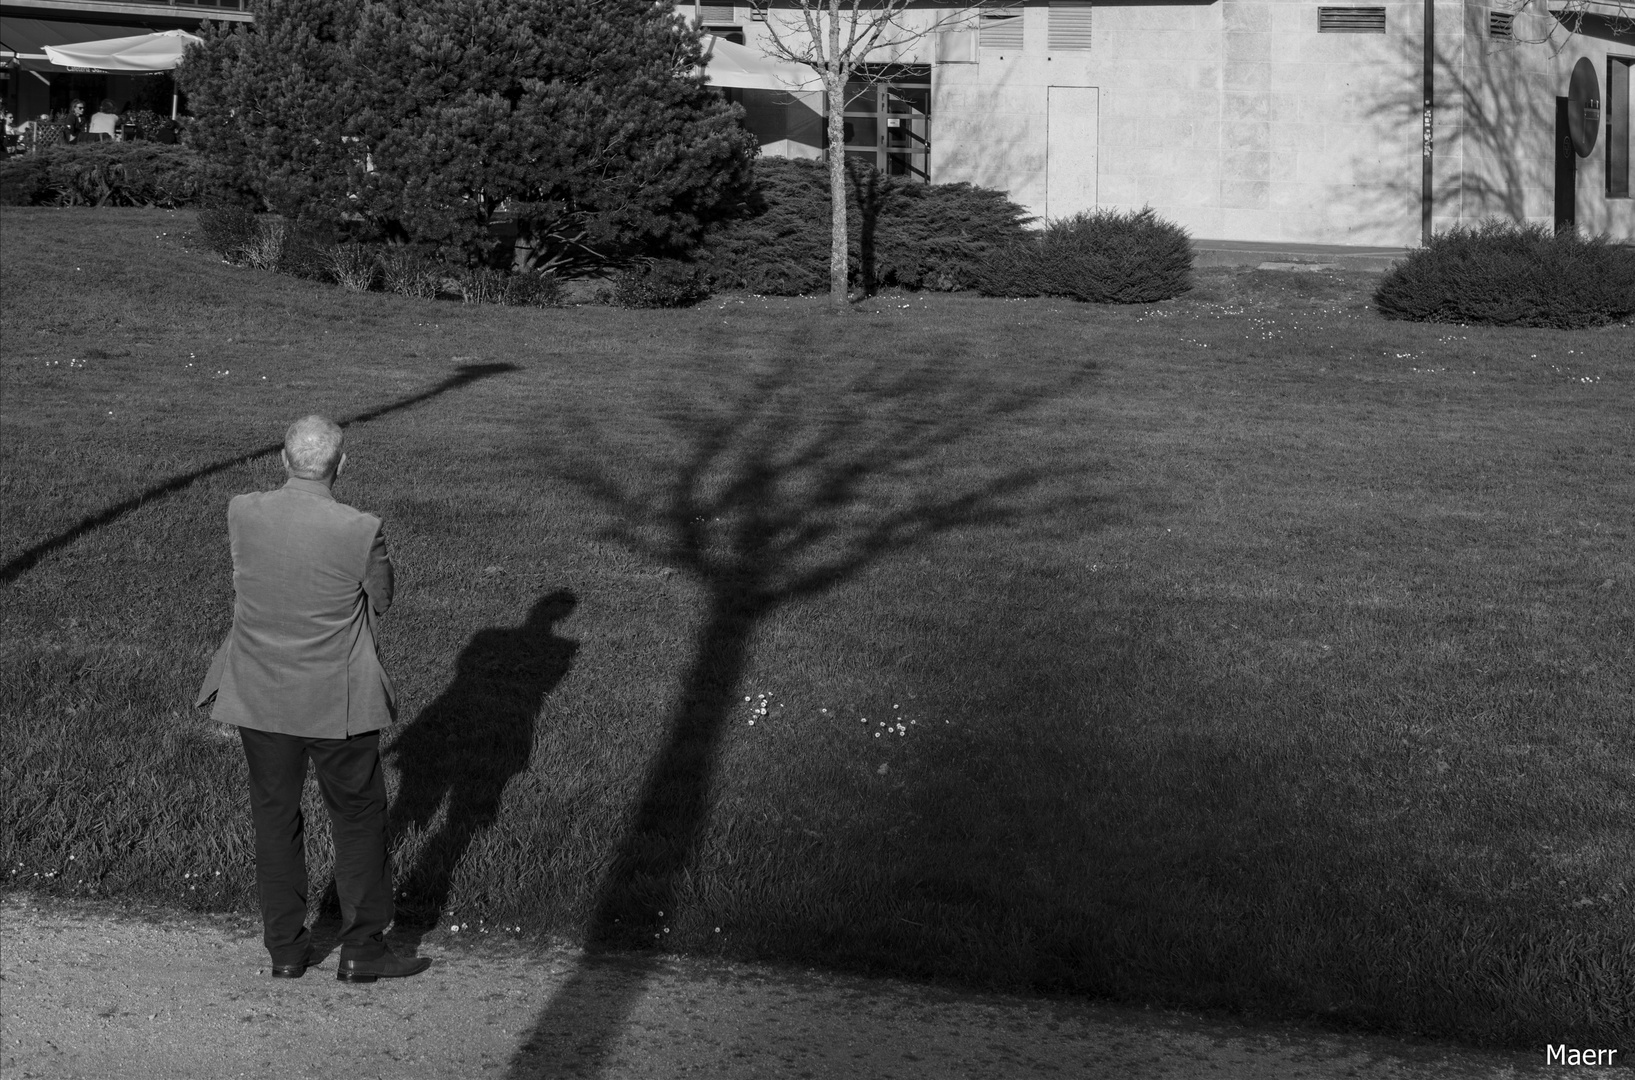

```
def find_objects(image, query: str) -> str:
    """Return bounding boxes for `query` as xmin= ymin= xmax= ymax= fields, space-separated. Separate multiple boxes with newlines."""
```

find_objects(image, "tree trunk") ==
xmin=825 ymin=0 xmax=848 ymax=309
xmin=828 ymin=75 xmax=849 ymax=309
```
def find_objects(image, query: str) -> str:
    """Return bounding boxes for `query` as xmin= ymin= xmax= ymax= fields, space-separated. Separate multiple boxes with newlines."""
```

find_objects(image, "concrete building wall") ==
xmin=692 ymin=1 xmax=1634 ymax=244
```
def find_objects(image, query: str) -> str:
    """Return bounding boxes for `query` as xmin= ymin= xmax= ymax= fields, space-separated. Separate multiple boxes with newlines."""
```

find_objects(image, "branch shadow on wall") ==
xmin=1357 ymin=11 xmax=1631 ymax=236
xmin=504 ymin=327 xmax=1101 ymax=1078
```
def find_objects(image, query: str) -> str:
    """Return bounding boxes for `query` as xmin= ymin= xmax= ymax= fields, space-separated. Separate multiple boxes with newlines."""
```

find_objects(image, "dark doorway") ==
xmin=1555 ymin=95 xmax=1577 ymax=232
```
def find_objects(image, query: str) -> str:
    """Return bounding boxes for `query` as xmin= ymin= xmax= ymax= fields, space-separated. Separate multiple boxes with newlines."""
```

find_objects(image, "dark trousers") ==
xmin=238 ymin=728 xmax=393 ymax=963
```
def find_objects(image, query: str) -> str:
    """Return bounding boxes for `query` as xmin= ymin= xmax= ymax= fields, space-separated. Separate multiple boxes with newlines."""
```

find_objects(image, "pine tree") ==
xmin=180 ymin=0 xmax=757 ymax=268
xmin=178 ymin=0 xmax=365 ymax=219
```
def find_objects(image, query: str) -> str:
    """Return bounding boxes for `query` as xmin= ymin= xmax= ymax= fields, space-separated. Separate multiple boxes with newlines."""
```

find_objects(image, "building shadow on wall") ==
xmin=502 ymin=328 xmax=1102 ymax=1078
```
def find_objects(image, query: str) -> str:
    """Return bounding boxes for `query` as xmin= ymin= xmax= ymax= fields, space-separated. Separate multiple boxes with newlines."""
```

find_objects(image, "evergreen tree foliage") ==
xmin=179 ymin=0 xmax=757 ymax=268
xmin=1374 ymin=221 xmax=1635 ymax=328
xmin=178 ymin=0 xmax=365 ymax=217
xmin=695 ymin=158 xmax=1033 ymax=295
xmin=977 ymin=207 xmax=1194 ymax=304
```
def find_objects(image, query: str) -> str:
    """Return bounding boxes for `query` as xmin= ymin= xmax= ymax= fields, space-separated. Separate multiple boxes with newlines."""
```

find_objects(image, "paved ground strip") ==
xmin=1 ymin=896 xmax=1621 ymax=1079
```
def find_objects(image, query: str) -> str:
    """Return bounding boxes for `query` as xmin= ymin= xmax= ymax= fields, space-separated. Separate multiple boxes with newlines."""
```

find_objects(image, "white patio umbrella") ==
xmin=43 ymin=29 xmax=201 ymax=117
xmin=698 ymin=34 xmax=822 ymax=93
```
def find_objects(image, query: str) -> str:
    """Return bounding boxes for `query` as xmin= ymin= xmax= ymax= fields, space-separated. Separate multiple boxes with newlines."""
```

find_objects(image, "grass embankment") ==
xmin=2 ymin=208 xmax=1631 ymax=1050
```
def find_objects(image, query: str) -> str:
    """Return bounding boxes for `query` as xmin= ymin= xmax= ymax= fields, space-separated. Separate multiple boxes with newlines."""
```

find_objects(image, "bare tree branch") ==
xmin=737 ymin=0 xmax=977 ymax=307
xmin=1508 ymin=0 xmax=1635 ymax=52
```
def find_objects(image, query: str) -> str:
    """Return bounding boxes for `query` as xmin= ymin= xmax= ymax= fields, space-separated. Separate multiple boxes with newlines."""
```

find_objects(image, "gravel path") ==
xmin=2 ymin=895 xmax=1619 ymax=1079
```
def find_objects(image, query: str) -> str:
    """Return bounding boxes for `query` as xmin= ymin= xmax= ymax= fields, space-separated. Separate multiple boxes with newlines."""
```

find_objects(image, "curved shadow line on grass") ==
xmin=505 ymin=328 xmax=1101 ymax=1079
xmin=0 ymin=362 xmax=518 ymax=585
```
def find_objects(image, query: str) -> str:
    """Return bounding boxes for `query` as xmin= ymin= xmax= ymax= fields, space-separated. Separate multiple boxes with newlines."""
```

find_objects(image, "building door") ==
xmin=1554 ymin=95 xmax=1576 ymax=233
xmin=1047 ymin=86 xmax=1099 ymax=220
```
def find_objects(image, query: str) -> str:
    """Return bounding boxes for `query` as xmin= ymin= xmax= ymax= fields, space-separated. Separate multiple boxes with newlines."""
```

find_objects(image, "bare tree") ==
xmin=1508 ymin=0 xmax=1635 ymax=50
xmin=748 ymin=0 xmax=976 ymax=308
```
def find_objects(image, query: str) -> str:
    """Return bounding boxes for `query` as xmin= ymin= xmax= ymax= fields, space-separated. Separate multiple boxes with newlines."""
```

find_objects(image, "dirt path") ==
xmin=2 ymin=895 xmax=1619 ymax=1079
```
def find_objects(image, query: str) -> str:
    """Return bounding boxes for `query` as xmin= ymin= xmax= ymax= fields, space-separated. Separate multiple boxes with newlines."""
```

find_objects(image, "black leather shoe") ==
xmin=271 ymin=952 xmax=313 ymax=979
xmin=335 ymin=950 xmax=431 ymax=983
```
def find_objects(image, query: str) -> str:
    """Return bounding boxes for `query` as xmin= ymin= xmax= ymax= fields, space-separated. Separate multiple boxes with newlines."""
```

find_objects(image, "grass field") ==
xmin=2 ymin=207 xmax=1632 ymax=1052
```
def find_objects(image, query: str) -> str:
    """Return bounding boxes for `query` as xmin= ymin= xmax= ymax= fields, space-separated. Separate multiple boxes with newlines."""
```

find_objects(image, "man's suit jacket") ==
xmin=196 ymin=476 xmax=397 ymax=738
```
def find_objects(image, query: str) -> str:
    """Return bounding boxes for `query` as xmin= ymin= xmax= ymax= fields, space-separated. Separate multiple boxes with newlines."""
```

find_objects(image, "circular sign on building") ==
xmin=1568 ymin=57 xmax=1601 ymax=157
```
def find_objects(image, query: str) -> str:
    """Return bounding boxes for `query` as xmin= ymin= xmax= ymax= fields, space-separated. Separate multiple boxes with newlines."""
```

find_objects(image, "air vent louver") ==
xmin=1319 ymin=7 xmax=1387 ymax=33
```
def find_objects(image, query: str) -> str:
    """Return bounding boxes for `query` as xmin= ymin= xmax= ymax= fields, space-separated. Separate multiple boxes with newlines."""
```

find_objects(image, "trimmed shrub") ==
xmin=451 ymin=265 xmax=563 ymax=306
xmin=195 ymin=208 xmax=333 ymax=279
xmin=0 ymin=143 xmax=203 ymax=208
xmin=694 ymin=158 xmax=1032 ymax=295
xmin=242 ymin=216 xmax=292 ymax=271
xmin=610 ymin=259 xmax=712 ymax=308
xmin=978 ymin=207 xmax=1194 ymax=303
xmin=0 ymin=155 xmax=50 ymax=207
xmin=379 ymin=247 xmax=445 ymax=299
xmin=501 ymin=271 xmax=565 ymax=308
xmin=329 ymin=243 xmax=379 ymax=291
xmin=455 ymin=267 xmax=510 ymax=305
xmin=1374 ymin=221 xmax=1635 ymax=328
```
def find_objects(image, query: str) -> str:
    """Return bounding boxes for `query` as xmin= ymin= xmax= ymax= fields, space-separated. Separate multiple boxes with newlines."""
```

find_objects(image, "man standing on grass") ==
xmin=196 ymin=415 xmax=429 ymax=983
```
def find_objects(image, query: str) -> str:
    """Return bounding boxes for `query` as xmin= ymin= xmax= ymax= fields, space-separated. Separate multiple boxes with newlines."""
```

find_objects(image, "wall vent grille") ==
xmin=1489 ymin=11 xmax=1515 ymax=38
xmin=1049 ymin=1 xmax=1094 ymax=50
xmin=981 ymin=1 xmax=1024 ymax=49
xmin=698 ymin=4 xmax=736 ymax=22
xmin=1318 ymin=7 xmax=1387 ymax=33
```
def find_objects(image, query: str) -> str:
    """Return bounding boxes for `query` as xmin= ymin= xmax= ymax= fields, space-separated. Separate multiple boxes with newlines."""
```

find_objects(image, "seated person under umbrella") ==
xmin=87 ymin=100 xmax=122 ymax=141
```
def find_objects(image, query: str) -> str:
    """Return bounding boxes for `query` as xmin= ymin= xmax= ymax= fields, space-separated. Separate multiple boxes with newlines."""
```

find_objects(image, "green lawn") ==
xmin=2 ymin=207 xmax=1631 ymax=1051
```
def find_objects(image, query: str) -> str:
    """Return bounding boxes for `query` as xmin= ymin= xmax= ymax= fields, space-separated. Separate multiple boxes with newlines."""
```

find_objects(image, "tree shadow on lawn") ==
xmin=854 ymin=607 xmax=1634 ymax=1050
xmin=309 ymin=589 xmax=580 ymax=957
xmin=0 ymin=361 xmax=518 ymax=586
xmin=505 ymin=327 xmax=1104 ymax=1078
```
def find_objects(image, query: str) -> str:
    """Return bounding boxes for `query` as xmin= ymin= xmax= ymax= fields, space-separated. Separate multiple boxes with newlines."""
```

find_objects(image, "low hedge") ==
xmin=611 ymin=258 xmax=712 ymax=308
xmin=977 ymin=207 xmax=1194 ymax=303
xmin=694 ymin=158 xmax=1033 ymax=295
xmin=1374 ymin=221 xmax=1635 ymax=328
xmin=194 ymin=207 xmax=563 ymax=306
xmin=0 ymin=143 xmax=204 ymax=208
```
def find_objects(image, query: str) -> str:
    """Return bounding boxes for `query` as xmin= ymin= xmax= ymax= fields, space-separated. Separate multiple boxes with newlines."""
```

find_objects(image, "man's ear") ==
xmin=334 ymin=452 xmax=348 ymax=479
xmin=280 ymin=449 xmax=291 ymax=474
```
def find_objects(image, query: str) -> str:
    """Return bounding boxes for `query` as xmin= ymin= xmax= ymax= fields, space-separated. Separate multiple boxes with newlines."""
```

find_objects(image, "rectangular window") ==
xmin=1489 ymin=11 xmax=1514 ymax=39
xmin=1318 ymin=7 xmax=1387 ymax=33
xmin=1049 ymin=1 xmax=1094 ymax=51
xmin=981 ymin=1 xmax=1024 ymax=50
xmin=1610 ymin=58 xmax=1632 ymax=198
xmin=698 ymin=4 xmax=736 ymax=21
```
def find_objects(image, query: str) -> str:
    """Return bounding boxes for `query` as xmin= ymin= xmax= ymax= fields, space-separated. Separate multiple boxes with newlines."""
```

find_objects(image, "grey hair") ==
xmin=283 ymin=415 xmax=344 ymax=479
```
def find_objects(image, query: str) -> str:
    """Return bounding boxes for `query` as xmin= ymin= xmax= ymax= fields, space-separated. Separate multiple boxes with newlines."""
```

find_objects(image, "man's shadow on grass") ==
xmin=311 ymin=590 xmax=579 ymax=956
xmin=506 ymin=327 xmax=1102 ymax=1078
xmin=393 ymin=591 xmax=579 ymax=945
xmin=0 ymin=361 xmax=517 ymax=585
